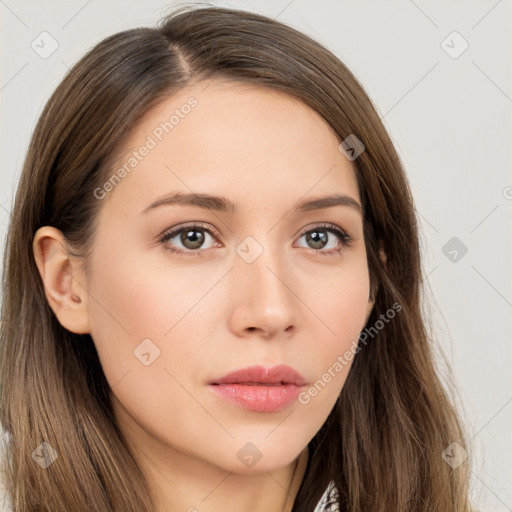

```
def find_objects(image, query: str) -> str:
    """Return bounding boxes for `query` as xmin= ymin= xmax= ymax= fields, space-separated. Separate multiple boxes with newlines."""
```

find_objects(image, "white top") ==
xmin=313 ymin=481 xmax=340 ymax=512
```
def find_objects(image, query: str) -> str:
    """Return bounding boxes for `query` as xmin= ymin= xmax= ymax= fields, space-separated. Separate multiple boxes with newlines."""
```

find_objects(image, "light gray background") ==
xmin=1 ymin=1 xmax=511 ymax=510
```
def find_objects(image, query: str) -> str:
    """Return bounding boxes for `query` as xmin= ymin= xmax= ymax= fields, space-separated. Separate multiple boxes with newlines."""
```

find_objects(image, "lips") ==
xmin=210 ymin=364 xmax=307 ymax=386
xmin=208 ymin=364 xmax=307 ymax=413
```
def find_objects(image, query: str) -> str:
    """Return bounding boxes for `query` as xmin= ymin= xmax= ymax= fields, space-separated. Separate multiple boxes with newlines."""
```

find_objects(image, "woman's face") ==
xmin=82 ymin=80 xmax=374 ymax=475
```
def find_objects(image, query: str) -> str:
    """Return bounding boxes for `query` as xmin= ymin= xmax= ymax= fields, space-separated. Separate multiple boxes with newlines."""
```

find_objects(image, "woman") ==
xmin=0 ymin=5 xmax=473 ymax=511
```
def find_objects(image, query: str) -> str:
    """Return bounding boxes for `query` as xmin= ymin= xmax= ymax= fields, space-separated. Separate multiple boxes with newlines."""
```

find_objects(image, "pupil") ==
xmin=307 ymin=230 xmax=327 ymax=249
xmin=181 ymin=229 xmax=204 ymax=249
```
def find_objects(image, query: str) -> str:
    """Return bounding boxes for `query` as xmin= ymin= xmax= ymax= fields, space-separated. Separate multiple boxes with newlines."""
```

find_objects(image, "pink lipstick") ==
xmin=208 ymin=364 xmax=307 ymax=413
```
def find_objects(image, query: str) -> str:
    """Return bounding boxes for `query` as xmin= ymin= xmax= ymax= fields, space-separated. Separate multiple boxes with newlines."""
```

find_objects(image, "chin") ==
xmin=218 ymin=437 xmax=307 ymax=475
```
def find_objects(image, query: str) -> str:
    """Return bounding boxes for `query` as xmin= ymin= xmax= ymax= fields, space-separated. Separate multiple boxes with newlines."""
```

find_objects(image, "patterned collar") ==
xmin=312 ymin=481 xmax=340 ymax=512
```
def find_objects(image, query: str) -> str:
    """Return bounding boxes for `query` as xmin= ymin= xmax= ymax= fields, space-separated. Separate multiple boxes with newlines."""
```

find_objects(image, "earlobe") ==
xmin=365 ymin=295 xmax=376 ymax=325
xmin=379 ymin=239 xmax=387 ymax=268
xmin=32 ymin=226 xmax=91 ymax=334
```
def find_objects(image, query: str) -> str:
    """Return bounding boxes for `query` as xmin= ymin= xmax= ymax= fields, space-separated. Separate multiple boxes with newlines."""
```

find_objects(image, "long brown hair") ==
xmin=0 ymin=5 xmax=472 ymax=511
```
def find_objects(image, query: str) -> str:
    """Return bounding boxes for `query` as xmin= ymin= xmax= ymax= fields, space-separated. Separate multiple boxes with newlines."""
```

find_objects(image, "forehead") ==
xmin=99 ymin=80 xmax=360 ymax=218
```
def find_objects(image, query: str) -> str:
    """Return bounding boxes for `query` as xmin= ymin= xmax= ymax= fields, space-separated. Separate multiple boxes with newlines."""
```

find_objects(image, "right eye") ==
xmin=160 ymin=223 xmax=221 ymax=256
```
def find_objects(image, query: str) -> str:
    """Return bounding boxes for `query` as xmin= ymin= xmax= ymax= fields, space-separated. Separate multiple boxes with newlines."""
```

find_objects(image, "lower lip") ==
xmin=209 ymin=383 xmax=305 ymax=413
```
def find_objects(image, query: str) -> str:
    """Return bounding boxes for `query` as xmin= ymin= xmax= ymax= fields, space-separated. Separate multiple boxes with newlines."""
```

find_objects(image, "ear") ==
xmin=32 ymin=226 xmax=91 ymax=334
xmin=364 ymin=239 xmax=387 ymax=323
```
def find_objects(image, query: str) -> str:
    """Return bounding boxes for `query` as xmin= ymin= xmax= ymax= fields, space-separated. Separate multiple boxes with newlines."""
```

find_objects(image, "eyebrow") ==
xmin=141 ymin=191 xmax=363 ymax=216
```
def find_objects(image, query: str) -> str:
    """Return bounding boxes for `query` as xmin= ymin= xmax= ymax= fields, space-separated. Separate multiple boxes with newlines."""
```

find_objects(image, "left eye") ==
xmin=296 ymin=227 xmax=345 ymax=252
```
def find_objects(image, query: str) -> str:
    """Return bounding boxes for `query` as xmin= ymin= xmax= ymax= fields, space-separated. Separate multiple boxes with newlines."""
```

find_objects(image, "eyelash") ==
xmin=159 ymin=222 xmax=354 ymax=257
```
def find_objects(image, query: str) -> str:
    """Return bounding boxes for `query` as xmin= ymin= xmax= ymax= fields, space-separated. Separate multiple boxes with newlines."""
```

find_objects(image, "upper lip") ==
xmin=209 ymin=364 xmax=307 ymax=386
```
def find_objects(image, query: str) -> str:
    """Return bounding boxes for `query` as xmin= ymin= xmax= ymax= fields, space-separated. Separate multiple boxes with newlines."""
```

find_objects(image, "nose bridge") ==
xmin=231 ymin=231 xmax=298 ymax=334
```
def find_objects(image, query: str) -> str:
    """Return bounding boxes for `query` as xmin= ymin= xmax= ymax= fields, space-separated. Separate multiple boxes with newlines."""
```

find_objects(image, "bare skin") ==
xmin=33 ymin=79 xmax=382 ymax=512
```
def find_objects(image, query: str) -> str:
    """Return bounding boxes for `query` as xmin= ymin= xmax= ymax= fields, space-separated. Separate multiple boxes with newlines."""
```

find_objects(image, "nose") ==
xmin=227 ymin=241 xmax=299 ymax=340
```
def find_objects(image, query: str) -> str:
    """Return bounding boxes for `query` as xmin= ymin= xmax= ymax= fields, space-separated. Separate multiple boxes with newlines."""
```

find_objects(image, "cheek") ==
xmin=297 ymin=262 xmax=370 ymax=404
xmin=86 ymin=257 xmax=202 ymax=380
xmin=85 ymin=239 xmax=229 ymax=416
xmin=305 ymin=256 xmax=370 ymax=342
xmin=85 ymin=255 xmax=214 ymax=451
xmin=322 ymin=274 xmax=370 ymax=355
